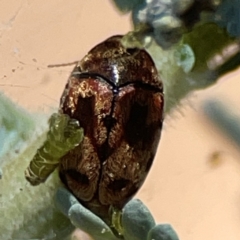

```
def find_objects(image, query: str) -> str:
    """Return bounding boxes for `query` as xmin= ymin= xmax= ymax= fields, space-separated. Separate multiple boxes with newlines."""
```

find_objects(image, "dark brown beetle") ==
xmin=59 ymin=35 xmax=164 ymax=224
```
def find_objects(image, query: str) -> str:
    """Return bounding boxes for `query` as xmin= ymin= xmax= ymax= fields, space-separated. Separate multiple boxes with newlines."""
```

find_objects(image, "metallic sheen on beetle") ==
xmin=59 ymin=35 xmax=164 ymax=222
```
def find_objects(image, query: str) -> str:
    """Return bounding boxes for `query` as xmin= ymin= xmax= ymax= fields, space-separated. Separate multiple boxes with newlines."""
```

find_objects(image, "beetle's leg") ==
xmin=25 ymin=112 xmax=84 ymax=185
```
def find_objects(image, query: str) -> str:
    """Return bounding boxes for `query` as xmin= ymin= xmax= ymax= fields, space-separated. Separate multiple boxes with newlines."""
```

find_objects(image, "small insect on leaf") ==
xmin=25 ymin=113 xmax=83 ymax=185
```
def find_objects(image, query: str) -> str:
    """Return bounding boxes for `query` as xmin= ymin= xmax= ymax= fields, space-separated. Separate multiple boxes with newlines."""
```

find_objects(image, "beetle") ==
xmin=58 ymin=35 xmax=164 ymax=223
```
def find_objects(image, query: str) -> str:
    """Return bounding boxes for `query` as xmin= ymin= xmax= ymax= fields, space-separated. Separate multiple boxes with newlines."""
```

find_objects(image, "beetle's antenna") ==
xmin=47 ymin=61 xmax=79 ymax=68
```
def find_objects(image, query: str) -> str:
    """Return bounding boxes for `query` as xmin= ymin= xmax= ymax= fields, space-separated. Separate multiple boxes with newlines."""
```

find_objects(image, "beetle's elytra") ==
xmin=59 ymin=35 xmax=164 ymax=222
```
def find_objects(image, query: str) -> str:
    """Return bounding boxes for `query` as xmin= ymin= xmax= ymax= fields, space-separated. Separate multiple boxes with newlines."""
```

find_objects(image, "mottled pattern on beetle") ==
xmin=98 ymin=141 xmax=153 ymax=206
xmin=60 ymin=136 xmax=100 ymax=201
xmin=108 ymin=85 xmax=163 ymax=149
xmin=59 ymin=35 xmax=164 ymax=221
xmin=79 ymin=36 xmax=163 ymax=89
xmin=61 ymin=77 xmax=114 ymax=146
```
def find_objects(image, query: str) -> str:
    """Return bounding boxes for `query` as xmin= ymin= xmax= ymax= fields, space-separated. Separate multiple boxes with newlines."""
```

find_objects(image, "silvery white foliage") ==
xmin=174 ymin=44 xmax=195 ymax=73
xmin=213 ymin=0 xmax=240 ymax=37
xmin=55 ymin=187 xmax=118 ymax=240
xmin=0 ymin=92 xmax=73 ymax=240
xmin=111 ymin=0 xmax=144 ymax=12
xmin=116 ymin=0 xmax=240 ymax=49
xmin=55 ymin=188 xmax=179 ymax=240
xmin=0 ymin=92 xmax=36 ymax=166
xmin=132 ymin=0 xmax=173 ymax=25
xmin=148 ymin=224 xmax=179 ymax=240
xmin=132 ymin=0 xmax=184 ymax=48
